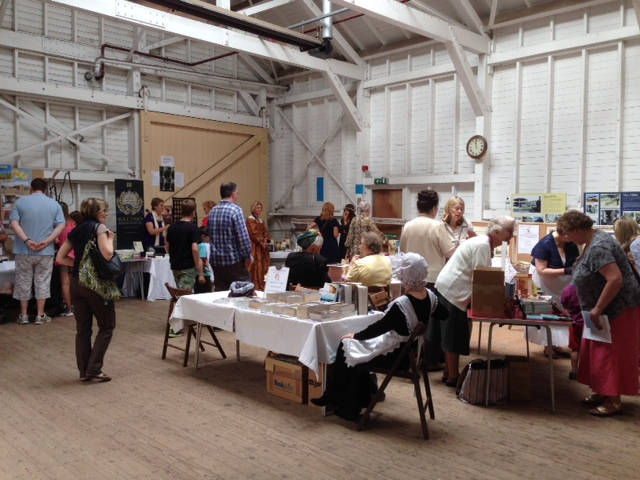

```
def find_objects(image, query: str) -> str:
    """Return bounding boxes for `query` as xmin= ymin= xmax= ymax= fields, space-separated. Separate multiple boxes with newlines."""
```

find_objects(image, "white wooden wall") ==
xmin=0 ymin=0 xmax=263 ymax=229
xmin=270 ymin=0 xmax=640 ymax=221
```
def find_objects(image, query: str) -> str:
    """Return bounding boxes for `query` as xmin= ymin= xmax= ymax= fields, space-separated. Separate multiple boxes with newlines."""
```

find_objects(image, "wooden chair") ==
xmin=357 ymin=322 xmax=435 ymax=440
xmin=161 ymin=283 xmax=227 ymax=367
xmin=368 ymin=286 xmax=390 ymax=311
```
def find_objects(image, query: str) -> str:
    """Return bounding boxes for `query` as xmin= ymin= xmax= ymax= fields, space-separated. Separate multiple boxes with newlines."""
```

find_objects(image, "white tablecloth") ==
xmin=169 ymin=291 xmax=235 ymax=333
xmin=0 ymin=260 xmax=15 ymax=295
xmin=235 ymin=309 xmax=383 ymax=376
xmin=146 ymin=256 xmax=176 ymax=301
xmin=121 ymin=258 xmax=147 ymax=298
xmin=168 ymin=289 xmax=384 ymax=376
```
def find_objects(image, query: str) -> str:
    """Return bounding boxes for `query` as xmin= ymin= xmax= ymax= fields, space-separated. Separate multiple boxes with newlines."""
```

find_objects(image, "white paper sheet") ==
xmin=151 ymin=171 xmax=159 ymax=186
xmin=265 ymin=266 xmax=290 ymax=293
xmin=161 ymin=155 xmax=175 ymax=167
xmin=175 ymin=172 xmax=184 ymax=188
xmin=582 ymin=311 xmax=612 ymax=343
xmin=518 ymin=224 xmax=540 ymax=255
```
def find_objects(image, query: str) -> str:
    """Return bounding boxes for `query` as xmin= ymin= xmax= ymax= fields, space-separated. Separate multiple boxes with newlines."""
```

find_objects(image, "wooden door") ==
xmin=140 ymin=112 xmax=269 ymax=221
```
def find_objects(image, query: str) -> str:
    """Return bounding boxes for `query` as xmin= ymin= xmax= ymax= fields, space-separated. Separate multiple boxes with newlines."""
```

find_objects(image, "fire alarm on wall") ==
xmin=361 ymin=165 xmax=369 ymax=172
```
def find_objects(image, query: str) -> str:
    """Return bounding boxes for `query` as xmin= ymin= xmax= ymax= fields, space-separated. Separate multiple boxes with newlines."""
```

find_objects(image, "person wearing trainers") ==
xmin=56 ymin=198 xmax=116 ymax=383
xmin=9 ymin=178 xmax=65 ymax=325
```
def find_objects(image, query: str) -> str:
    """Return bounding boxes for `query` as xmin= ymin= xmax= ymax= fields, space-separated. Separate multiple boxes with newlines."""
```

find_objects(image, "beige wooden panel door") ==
xmin=140 ymin=112 xmax=269 ymax=221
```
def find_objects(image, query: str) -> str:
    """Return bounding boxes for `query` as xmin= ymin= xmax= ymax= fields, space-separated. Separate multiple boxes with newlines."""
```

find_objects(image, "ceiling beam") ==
xmin=238 ymin=53 xmax=275 ymax=83
xmin=459 ymin=0 xmax=486 ymax=34
xmin=299 ymin=0 xmax=365 ymax=66
xmin=445 ymin=33 xmax=488 ymax=116
xmin=51 ymin=0 xmax=365 ymax=80
xmin=331 ymin=0 xmax=489 ymax=54
xmin=493 ymin=0 xmax=616 ymax=29
xmin=324 ymin=69 xmax=363 ymax=132
xmin=237 ymin=0 xmax=296 ymax=17
xmin=488 ymin=0 xmax=499 ymax=30
xmin=632 ymin=0 xmax=640 ymax=30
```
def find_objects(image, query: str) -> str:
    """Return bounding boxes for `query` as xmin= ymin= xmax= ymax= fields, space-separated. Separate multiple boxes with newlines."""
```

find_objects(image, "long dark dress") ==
xmin=338 ymin=219 xmax=351 ymax=261
xmin=319 ymin=293 xmax=446 ymax=421
xmin=314 ymin=216 xmax=340 ymax=263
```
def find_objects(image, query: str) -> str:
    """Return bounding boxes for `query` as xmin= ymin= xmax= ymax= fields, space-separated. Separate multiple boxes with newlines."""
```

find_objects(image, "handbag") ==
xmin=78 ymin=232 xmax=121 ymax=302
xmin=89 ymin=224 xmax=124 ymax=280
xmin=456 ymin=358 xmax=508 ymax=405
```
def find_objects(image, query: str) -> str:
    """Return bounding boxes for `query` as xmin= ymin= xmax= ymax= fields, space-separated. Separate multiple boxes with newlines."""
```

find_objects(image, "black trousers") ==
xmin=71 ymin=277 xmax=116 ymax=377
xmin=212 ymin=261 xmax=250 ymax=292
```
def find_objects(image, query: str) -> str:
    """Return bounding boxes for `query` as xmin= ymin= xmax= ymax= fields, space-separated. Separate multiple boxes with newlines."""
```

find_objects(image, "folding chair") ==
xmin=161 ymin=283 xmax=227 ymax=367
xmin=357 ymin=322 xmax=435 ymax=440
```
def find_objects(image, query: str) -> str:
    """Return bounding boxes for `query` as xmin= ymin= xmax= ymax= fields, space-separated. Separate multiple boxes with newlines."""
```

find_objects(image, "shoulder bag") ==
xmin=89 ymin=224 xmax=124 ymax=281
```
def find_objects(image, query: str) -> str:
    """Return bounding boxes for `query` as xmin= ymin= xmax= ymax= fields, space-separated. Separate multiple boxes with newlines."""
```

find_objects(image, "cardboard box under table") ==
xmin=265 ymin=352 xmax=308 ymax=404
xmin=472 ymin=267 xmax=505 ymax=318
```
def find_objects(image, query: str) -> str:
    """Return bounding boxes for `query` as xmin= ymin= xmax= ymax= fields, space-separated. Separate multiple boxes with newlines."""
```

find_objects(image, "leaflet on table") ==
xmin=264 ymin=266 xmax=290 ymax=293
xmin=582 ymin=311 xmax=611 ymax=344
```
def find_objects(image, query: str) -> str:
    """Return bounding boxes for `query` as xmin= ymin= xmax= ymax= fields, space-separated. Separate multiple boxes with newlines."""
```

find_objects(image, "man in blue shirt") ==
xmin=207 ymin=182 xmax=252 ymax=291
xmin=10 ymin=178 xmax=65 ymax=324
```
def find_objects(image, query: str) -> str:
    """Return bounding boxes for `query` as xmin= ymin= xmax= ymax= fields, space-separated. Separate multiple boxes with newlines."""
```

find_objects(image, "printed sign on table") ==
xmin=264 ymin=266 xmax=290 ymax=293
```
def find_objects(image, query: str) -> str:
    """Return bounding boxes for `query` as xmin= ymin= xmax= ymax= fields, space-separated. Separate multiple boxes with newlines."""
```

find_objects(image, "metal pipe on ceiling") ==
xmin=322 ymin=0 xmax=333 ymax=39
xmin=142 ymin=0 xmax=323 ymax=50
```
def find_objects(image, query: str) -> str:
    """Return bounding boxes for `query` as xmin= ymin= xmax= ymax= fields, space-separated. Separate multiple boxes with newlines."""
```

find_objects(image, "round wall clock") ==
xmin=466 ymin=135 xmax=488 ymax=159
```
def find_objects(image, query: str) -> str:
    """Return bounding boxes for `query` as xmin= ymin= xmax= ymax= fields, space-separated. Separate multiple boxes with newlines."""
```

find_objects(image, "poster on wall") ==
xmin=160 ymin=156 xmax=175 ymax=192
xmin=584 ymin=192 xmax=640 ymax=225
xmin=511 ymin=193 xmax=566 ymax=223
xmin=115 ymin=179 xmax=145 ymax=249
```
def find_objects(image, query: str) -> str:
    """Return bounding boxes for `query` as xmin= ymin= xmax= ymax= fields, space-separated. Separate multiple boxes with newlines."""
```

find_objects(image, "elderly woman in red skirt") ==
xmin=557 ymin=211 xmax=640 ymax=416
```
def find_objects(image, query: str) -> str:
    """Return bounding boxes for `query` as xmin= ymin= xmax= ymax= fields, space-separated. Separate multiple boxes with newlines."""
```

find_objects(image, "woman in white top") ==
xmin=442 ymin=196 xmax=475 ymax=248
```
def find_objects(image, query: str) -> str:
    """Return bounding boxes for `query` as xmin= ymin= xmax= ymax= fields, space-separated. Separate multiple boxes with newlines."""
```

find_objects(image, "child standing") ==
xmin=195 ymin=227 xmax=213 ymax=294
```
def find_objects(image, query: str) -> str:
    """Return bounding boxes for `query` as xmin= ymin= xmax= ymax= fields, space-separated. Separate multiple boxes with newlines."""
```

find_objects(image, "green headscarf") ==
xmin=297 ymin=230 xmax=319 ymax=249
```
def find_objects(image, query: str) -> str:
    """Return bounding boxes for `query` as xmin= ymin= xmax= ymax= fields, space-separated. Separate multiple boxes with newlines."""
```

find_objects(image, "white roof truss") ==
xmin=445 ymin=33 xmax=488 ymax=116
xmin=237 ymin=0 xmax=297 ymax=17
xmin=51 ymin=0 xmax=365 ymax=80
xmin=331 ymin=0 xmax=489 ymax=54
xmin=459 ymin=0 xmax=487 ymax=34
xmin=632 ymin=0 xmax=640 ymax=31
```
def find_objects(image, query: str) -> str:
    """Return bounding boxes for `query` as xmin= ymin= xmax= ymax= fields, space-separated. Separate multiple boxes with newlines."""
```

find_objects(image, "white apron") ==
xmin=343 ymin=291 xmax=437 ymax=367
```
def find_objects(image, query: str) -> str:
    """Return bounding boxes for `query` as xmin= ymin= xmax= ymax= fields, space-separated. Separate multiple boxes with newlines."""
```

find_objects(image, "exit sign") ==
xmin=374 ymin=177 xmax=388 ymax=185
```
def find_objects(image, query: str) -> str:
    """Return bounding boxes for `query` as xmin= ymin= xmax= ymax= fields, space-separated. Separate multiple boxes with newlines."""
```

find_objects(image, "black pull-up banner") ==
xmin=114 ymin=179 xmax=145 ymax=249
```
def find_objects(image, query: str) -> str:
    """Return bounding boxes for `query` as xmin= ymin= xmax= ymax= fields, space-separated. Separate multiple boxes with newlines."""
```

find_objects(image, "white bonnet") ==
xmin=391 ymin=252 xmax=428 ymax=289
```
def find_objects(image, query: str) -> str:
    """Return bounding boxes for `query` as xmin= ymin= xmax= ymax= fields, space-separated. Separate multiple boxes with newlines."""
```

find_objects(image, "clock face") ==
xmin=466 ymin=135 xmax=487 ymax=159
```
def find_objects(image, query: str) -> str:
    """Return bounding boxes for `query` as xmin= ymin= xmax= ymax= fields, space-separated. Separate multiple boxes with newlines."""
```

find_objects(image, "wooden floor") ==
xmin=1 ymin=298 xmax=638 ymax=480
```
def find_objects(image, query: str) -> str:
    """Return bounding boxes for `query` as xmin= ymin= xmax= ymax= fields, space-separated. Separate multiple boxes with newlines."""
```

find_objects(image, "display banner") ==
xmin=584 ymin=192 xmax=640 ymax=225
xmin=115 ymin=179 xmax=145 ymax=249
xmin=511 ymin=193 xmax=566 ymax=223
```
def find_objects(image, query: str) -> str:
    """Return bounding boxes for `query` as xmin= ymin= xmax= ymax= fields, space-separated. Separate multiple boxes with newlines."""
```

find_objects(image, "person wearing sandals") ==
xmin=56 ymin=198 xmax=117 ymax=383
xmin=310 ymin=253 xmax=446 ymax=421
xmin=557 ymin=211 xmax=640 ymax=416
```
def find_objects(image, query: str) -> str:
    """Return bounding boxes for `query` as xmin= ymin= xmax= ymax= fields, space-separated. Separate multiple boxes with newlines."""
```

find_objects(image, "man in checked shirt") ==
xmin=207 ymin=182 xmax=252 ymax=291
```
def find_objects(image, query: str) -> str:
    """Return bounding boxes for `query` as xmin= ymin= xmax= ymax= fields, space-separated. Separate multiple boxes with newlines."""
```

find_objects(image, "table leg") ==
xmin=525 ymin=326 xmax=530 ymax=359
xmin=138 ymin=269 xmax=144 ymax=301
xmin=485 ymin=322 xmax=496 ymax=407
xmin=477 ymin=321 xmax=482 ymax=353
xmin=545 ymin=326 xmax=556 ymax=413
xmin=195 ymin=323 xmax=203 ymax=369
xmin=236 ymin=340 xmax=240 ymax=361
